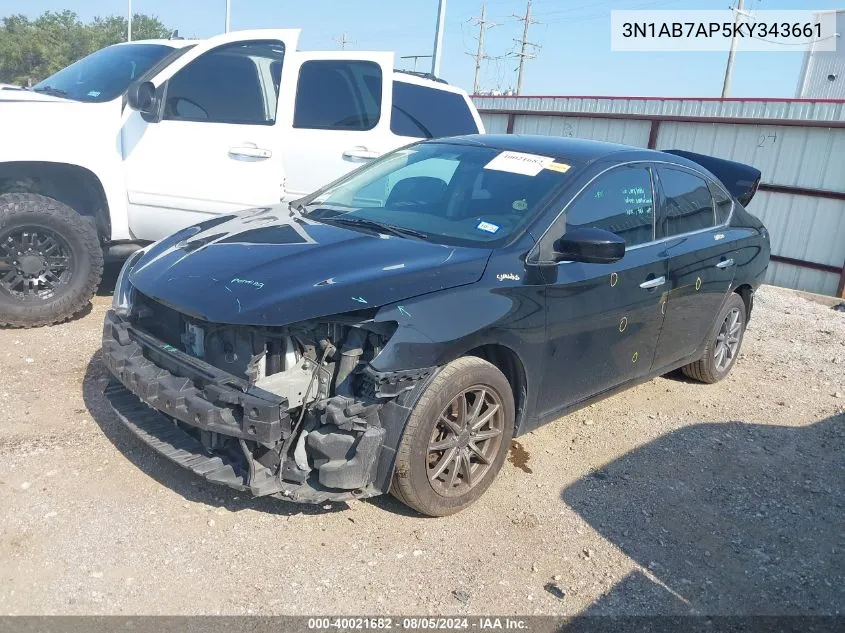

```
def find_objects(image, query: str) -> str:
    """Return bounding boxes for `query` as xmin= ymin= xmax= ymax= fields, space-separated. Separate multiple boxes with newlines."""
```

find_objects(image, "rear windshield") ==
xmin=302 ymin=142 xmax=578 ymax=248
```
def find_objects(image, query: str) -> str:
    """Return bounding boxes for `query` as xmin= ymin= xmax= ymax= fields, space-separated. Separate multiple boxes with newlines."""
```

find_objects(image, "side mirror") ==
xmin=553 ymin=227 xmax=626 ymax=264
xmin=126 ymin=81 xmax=157 ymax=116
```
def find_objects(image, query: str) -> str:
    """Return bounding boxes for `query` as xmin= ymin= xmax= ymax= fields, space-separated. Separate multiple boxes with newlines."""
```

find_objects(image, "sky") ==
xmin=4 ymin=0 xmax=844 ymax=97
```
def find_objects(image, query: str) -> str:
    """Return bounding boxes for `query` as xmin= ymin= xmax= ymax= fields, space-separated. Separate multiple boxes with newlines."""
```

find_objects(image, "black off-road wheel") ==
xmin=390 ymin=356 xmax=515 ymax=516
xmin=682 ymin=292 xmax=747 ymax=384
xmin=0 ymin=193 xmax=103 ymax=328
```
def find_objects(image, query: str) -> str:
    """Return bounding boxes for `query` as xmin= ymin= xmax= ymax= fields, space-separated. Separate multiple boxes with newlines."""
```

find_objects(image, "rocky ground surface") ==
xmin=0 ymin=284 xmax=843 ymax=615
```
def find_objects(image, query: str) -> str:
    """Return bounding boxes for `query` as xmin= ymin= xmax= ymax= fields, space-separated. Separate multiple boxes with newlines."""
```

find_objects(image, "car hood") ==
xmin=129 ymin=208 xmax=493 ymax=326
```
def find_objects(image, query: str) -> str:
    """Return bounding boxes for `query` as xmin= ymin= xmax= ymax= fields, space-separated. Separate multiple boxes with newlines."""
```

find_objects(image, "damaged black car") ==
xmin=102 ymin=135 xmax=770 ymax=516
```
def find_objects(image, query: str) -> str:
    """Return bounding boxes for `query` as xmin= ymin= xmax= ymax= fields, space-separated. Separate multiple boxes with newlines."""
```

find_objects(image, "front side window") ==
xmin=391 ymin=81 xmax=479 ymax=138
xmin=564 ymin=166 xmax=655 ymax=247
xmin=294 ymin=60 xmax=382 ymax=130
xmin=32 ymin=43 xmax=175 ymax=103
xmin=164 ymin=41 xmax=284 ymax=125
xmin=301 ymin=143 xmax=577 ymax=247
xmin=657 ymin=168 xmax=715 ymax=237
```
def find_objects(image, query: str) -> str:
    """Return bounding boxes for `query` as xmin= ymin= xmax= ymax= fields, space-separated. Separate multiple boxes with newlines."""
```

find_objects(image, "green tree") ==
xmin=0 ymin=10 xmax=172 ymax=86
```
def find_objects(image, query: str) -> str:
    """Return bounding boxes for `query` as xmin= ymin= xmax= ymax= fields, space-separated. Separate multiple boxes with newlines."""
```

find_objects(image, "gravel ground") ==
xmin=0 ymin=284 xmax=842 ymax=616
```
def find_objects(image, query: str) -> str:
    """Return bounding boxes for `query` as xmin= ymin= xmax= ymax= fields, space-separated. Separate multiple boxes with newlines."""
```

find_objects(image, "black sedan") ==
xmin=102 ymin=135 xmax=770 ymax=516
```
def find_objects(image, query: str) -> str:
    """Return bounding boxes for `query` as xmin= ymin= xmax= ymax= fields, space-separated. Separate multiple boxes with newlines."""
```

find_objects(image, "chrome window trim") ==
xmin=529 ymin=159 xmax=734 ymax=265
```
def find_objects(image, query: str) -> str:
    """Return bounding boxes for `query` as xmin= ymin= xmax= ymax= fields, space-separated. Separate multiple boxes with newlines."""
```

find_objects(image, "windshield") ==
xmin=302 ymin=142 xmax=577 ymax=248
xmin=32 ymin=43 xmax=175 ymax=103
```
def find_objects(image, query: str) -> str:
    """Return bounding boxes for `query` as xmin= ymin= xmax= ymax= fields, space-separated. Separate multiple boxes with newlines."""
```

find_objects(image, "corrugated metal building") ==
xmin=473 ymin=95 xmax=845 ymax=297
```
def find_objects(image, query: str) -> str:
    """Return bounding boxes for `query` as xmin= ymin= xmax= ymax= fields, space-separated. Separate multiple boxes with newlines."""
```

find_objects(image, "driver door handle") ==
xmin=716 ymin=258 xmax=735 ymax=269
xmin=229 ymin=144 xmax=272 ymax=159
xmin=639 ymin=276 xmax=666 ymax=289
xmin=343 ymin=146 xmax=381 ymax=161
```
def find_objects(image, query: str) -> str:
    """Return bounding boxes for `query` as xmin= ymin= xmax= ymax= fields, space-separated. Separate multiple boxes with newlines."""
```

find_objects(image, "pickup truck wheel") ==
xmin=0 ymin=193 xmax=103 ymax=328
xmin=681 ymin=292 xmax=747 ymax=384
xmin=390 ymin=357 xmax=515 ymax=516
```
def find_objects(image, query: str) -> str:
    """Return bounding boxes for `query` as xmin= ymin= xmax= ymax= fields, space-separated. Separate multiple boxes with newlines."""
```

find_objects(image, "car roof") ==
xmin=438 ymin=134 xmax=656 ymax=162
xmin=116 ymin=39 xmax=198 ymax=48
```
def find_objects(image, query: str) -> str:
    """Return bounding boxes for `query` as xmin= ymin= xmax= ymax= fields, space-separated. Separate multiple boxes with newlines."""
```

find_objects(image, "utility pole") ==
xmin=431 ymin=0 xmax=447 ymax=77
xmin=225 ymin=0 xmax=231 ymax=33
xmin=336 ymin=33 xmax=352 ymax=50
xmin=127 ymin=0 xmax=132 ymax=42
xmin=513 ymin=0 xmax=539 ymax=95
xmin=721 ymin=0 xmax=745 ymax=97
xmin=469 ymin=2 xmax=498 ymax=95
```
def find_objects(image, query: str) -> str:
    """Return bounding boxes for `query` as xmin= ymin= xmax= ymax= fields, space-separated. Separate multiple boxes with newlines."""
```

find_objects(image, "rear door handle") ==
xmin=716 ymin=258 xmax=735 ymax=269
xmin=343 ymin=146 xmax=381 ymax=161
xmin=639 ymin=276 xmax=666 ymax=289
xmin=229 ymin=144 xmax=272 ymax=159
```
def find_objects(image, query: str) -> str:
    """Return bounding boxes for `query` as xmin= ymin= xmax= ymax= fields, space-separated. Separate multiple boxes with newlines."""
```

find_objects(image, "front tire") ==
xmin=390 ymin=356 xmax=515 ymax=516
xmin=682 ymin=292 xmax=747 ymax=384
xmin=0 ymin=193 xmax=103 ymax=328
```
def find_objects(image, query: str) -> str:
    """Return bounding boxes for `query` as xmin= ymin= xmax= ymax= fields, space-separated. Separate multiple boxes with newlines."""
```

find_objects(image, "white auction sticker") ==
xmin=484 ymin=151 xmax=555 ymax=177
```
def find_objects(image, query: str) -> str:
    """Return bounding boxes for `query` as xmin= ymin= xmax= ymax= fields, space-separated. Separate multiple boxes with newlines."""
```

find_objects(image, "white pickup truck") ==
xmin=0 ymin=29 xmax=484 ymax=327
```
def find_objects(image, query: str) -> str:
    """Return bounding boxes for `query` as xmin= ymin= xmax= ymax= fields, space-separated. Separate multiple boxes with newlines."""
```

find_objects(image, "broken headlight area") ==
xmin=103 ymin=292 xmax=431 ymax=503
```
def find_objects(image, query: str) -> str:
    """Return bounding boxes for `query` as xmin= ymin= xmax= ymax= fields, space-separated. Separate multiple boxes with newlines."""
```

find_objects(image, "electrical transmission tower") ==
xmin=467 ymin=2 xmax=498 ymax=95
xmin=335 ymin=32 xmax=353 ymax=50
xmin=513 ymin=0 xmax=540 ymax=95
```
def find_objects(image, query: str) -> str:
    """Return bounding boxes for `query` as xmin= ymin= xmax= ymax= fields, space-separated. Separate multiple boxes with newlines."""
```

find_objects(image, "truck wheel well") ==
xmin=0 ymin=162 xmax=110 ymax=240
xmin=466 ymin=344 xmax=527 ymax=433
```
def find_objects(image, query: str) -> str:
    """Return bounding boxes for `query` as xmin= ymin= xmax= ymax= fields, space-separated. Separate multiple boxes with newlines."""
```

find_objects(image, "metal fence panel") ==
xmin=511 ymin=115 xmax=651 ymax=146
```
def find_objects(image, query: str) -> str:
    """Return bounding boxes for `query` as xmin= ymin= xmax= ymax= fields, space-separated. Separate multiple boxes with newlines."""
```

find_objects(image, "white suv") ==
xmin=0 ymin=29 xmax=484 ymax=327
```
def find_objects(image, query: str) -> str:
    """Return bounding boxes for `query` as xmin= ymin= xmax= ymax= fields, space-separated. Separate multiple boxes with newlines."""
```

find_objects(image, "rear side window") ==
xmin=294 ymin=60 xmax=382 ymax=130
xmin=657 ymin=168 xmax=715 ymax=237
xmin=565 ymin=166 xmax=655 ymax=247
xmin=391 ymin=81 xmax=479 ymax=139
xmin=709 ymin=181 xmax=734 ymax=224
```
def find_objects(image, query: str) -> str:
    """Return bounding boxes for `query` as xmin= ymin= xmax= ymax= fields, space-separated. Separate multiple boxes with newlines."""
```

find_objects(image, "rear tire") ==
xmin=0 ymin=193 xmax=103 ymax=328
xmin=390 ymin=356 xmax=515 ymax=516
xmin=682 ymin=292 xmax=747 ymax=384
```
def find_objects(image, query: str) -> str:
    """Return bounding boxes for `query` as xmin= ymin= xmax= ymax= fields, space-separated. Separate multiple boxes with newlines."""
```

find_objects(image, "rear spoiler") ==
xmin=662 ymin=149 xmax=761 ymax=206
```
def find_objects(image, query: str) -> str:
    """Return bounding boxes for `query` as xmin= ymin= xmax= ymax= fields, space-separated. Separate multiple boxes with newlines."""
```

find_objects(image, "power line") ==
xmin=513 ymin=0 xmax=540 ymax=95
xmin=335 ymin=32 xmax=354 ymax=50
xmin=467 ymin=2 xmax=499 ymax=94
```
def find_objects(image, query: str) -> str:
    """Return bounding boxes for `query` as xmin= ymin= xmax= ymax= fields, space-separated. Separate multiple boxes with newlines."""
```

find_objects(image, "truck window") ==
xmin=293 ymin=60 xmax=382 ymax=131
xmin=163 ymin=41 xmax=285 ymax=125
xmin=391 ymin=81 xmax=479 ymax=139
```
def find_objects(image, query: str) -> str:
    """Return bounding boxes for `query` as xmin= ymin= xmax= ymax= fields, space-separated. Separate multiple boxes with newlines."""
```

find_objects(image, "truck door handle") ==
xmin=639 ymin=276 xmax=666 ymax=290
xmin=716 ymin=258 xmax=735 ymax=269
xmin=229 ymin=144 xmax=272 ymax=160
xmin=343 ymin=146 xmax=380 ymax=161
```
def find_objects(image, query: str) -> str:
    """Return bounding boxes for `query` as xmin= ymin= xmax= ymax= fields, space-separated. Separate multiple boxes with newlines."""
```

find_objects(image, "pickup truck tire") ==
xmin=390 ymin=356 xmax=515 ymax=516
xmin=682 ymin=292 xmax=747 ymax=384
xmin=0 ymin=193 xmax=103 ymax=328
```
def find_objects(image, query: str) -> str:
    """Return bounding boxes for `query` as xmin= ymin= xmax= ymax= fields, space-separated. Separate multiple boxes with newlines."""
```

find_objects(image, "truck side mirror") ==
xmin=127 ymin=81 xmax=157 ymax=117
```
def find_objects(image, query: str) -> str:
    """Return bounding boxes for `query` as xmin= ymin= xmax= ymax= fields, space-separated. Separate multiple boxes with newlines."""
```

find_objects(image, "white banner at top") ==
xmin=610 ymin=10 xmax=838 ymax=52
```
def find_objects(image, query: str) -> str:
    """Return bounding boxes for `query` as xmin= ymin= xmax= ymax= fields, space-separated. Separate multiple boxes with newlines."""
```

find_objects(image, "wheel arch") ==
xmin=0 ymin=161 xmax=110 ymax=240
xmin=734 ymin=283 xmax=754 ymax=320
xmin=463 ymin=343 xmax=528 ymax=434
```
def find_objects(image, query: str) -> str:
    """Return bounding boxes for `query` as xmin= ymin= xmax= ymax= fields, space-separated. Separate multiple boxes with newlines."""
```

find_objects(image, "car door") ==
xmin=651 ymin=166 xmax=738 ymax=370
xmin=280 ymin=52 xmax=395 ymax=198
xmin=536 ymin=163 xmax=669 ymax=416
xmin=123 ymin=32 xmax=298 ymax=240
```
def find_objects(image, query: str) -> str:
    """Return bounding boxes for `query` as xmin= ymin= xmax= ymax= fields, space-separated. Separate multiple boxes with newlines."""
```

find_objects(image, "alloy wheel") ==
xmin=426 ymin=386 xmax=504 ymax=497
xmin=0 ymin=226 xmax=73 ymax=301
xmin=714 ymin=307 xmax=743 ymax=371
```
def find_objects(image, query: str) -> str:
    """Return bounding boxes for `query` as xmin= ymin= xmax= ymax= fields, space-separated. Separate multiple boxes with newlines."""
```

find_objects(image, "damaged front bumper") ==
xmin=101 ymin=311 xmax=433 ymax=504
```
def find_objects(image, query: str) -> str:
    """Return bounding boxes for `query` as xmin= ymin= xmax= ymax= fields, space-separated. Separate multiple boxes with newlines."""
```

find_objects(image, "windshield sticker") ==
xmin=512 ymin=198 xmax=528 ymax=211
xmin=546 ymin=161 xmax=571 ymax=173
xmin=484 ymin=151 xmax=555 ymax=177
xmin=476 ymin=220 xmax=500 ymax=234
